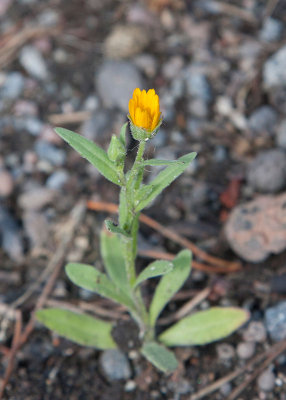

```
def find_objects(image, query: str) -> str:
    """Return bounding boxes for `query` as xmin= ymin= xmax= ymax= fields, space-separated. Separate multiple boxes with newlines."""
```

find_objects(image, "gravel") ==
xmin=35 ymin=141 xmax=66 ymax=166
xmin=19 ymin=45 xmax=49 ymax=80
xmin=265 ymin=301 xmax=286 ymax=342
xmin=0 ymin=205 xmax=24 ymax=263
xmin=99 ymin=349 xmax=132 ymax=381
xmin=237 ymin=341 xmax=255 ymax=360
xmin=259 ymin=18 xmax=283 ymax=42
xmin=18 ymin=187 xmax=56 ymax=210
xmin=248 ymin=106 xmax=277 ymax=138
xmin=263 ymin=45 xmax=286 ymax=89
xmin=216 ymin=343 xmax=235 ymax=362
xmin=243 ymin=321 xmax=267 ymax=343
xmin=276 ymin=119 xmax=286 ymax=149
xmin=0 ymin=72 xmax=24 ymax=99
xmin=257 ymin=369 xmax=276 ymax=392
xmin=247 ymin=149 xmax=286 ymax=193
xmin=0 ymin=169 xmax=14 ymax=197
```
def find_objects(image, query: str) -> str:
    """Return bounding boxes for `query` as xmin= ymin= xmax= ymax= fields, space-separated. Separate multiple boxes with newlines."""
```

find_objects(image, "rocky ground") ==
xmin=1 ymin=0 xmax=286 ymax=399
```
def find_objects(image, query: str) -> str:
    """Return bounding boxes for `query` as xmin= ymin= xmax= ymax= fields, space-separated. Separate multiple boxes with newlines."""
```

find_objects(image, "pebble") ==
xmin=0 ymin=72 xmax=24 ymax=99
xmin=0 ymin=169 xmax=14 ymax=197
xmin=46 ymin=170 xmax=69 ymax=190
xmin=259 ymin=18 xmax=283 ymax=42
xmin=243 ymin=321 xmax=266 ymax=343
xmin=23 ymin=210 xmax=49 ymax=248
xmin=216 ymin=343 xmax=235 ymax=362
xmin=162 ymin=56 xmax=184 ymax=80
xmin=19 ymin=45 xmax=49 ymax=80
xmin=104 ymin=25 xmax=149 ymax=59
xmin=257 ymin=368 xmax=275 ymax=392
xmin=18 ymin=187 xmax=56 ymax=210
xmin=247 ymin=149 xmax=286 ymax=193
xmin=20 ymin=117 xmax=43 ymax=136
xmin=248 ymin=106 xmax=277 ymax=138
xmin=133 ymin=54 xmax=157 ymax=78
xmin=276 ymin=119 xmax=286 ymax=149
xmin=167 ymin=379 xmax=192 ymax=394
xmin=219 ymin=382 xmax=232 ymax=397
xmin=225 ymin=193 xmax=286 ymax=262
xmin=35 ymin=140 xmax=66 ymax=166
xmin=80 ymin=109 xmax=113 ymax=142
xmin=265 ymin=301 xmax=286 ymax=341
xmin=99 ymin=349 xmax=131 ymax=381
xmin=237 ymin=341 xmax=255 ymax=360
xmin=263 ymin=45 xmax=286 ymax=89
xmin=0 ymin=205 xmax=24 ymax=263
xmin=185 ymin=67 xmax=212 ymax=103
xmin=95 ymin=61 xmax=144 ymax=111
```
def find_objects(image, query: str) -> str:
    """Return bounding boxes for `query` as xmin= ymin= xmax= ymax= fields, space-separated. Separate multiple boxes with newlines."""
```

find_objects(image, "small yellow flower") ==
xmin=128 ymin=88 xmax=162 ymax=141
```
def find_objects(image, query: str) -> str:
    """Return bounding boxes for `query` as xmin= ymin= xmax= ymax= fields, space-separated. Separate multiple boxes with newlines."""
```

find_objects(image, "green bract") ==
xmin=37 ymin=104 xmax=249 ymax=374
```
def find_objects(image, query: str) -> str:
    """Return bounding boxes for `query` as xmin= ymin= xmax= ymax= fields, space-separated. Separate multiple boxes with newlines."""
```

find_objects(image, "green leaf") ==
xmin=159 ymin=307 xmax=250 ymax=346
xmin=55 ymin=127 xmax=122 ymax=186
xmin=100 ymin=230 xmax=129 ymax=289
xmin=36 ymin=308 xmax=116 ymax=349
xmin=107 ymin=134 xmax=125 ymax=163
xmin=135 ymin=152 xmax=197 ymax=211
xmin=119 ymin=122 xmax=128 ymax=146
xmin=141 ymin=342 xmax=178 ymax=373
xmin=141 ymin=159 xmax=184 ymax=167
xmin=66 ymin=263 xmax=133 ymax=309
xmin=104 ymin=220 xmax=129 ymax=237
xmin=149 ymin=250 xmax=191 ymax=326
xmin=134 ymin=260 xmax=173 ymax=288
xmin=119 ymin=187 xmax=128 ymax=230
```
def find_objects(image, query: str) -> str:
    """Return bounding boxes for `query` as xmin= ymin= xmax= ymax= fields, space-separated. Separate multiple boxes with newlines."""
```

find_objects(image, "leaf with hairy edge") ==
xmin=55 ymin=127 xmax=121 ymax=186
xmin=119 ymin=122 xmax=128 ymax=146
xmin=134 ymin=260 xmax=173 ymax=288
xmin=141 ymin=342 xmax=178 ymax=373
xmin=135 ymin=152 xmax=197 ymax=211
xmin=36 ymin=308 xmax=116 ymax=349
xmin=100 ymin=230 xmax=129 ymax=290
xmin=105 ymin=220 xmax=129 ymax=237
xmin=159 ymin=307 xmax=250 ymax=346
xmin=149 ymin=250 xmax=191 ymax=326
xmin=66 ymin=263 xmax=133 ymax=309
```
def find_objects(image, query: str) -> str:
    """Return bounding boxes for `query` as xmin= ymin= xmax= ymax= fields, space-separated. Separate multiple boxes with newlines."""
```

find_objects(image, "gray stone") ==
xmin=0 ymin=205 xmax=24 ymax=263
xmin=167 ymin=378 xmax=192 ymax=394
xmin=21 ymin=117 xmax=43 ymax=136
xmin=237 ymin=341 xmax=255 ymax=360
xmin=46 ymin=170 xmax=69 ymax=190
xmin=162 ymin=56 xmax=184 ymax=80
xmin=100 ymin=349 xmax=131 ymax=381
xmin=257 ymin=369 xmax=275 ymax=392
xmin=243 ymin=321 xmax=266 ymax=343
xmin=0 ymin=72 xmax=24 ymax=99
xmin=259 ymin=18 xmax=283 ymax=42
xmin=248 ymin=106 xmax=277 ymax=138
xmin=0 ymin=169 xmax=14 ymax=197
xmin=134 ymin=54 xmax=157 ymax=78
xmin=263 ymin=45 xmax=286 ymax=89
xmin=216 ymin=343 xmax=235 ymax=361
xmin=265 ymin=301 xmax=286 ymax=341
xmin=276 ymin=119 xmax=286 ymax=149
xmin=247 ymin=149 xmax=286 ymax=193
xmin=95 ymin=61 xmax=143 ymax=111
xmin=219 ymin=383 xmax=232 ymax=397
xmin=23 ymin=211 xmax=49 ymax=248
xmin=19 ymin=187 xmax=56 ymax=210
xmin=35 ymin=141 xmax=66 ymax=166
xmin=80 ymin=109 xmax=113 ymax=141
xmin=185 ymin=65 xmax=212 ymax=103
xmin=19 ymin=46 xmax=48 ymax=80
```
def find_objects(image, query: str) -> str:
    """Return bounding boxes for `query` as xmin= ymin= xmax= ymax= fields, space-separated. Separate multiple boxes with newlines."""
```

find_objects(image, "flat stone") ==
xmin=265 ymin=301 xmax=286 ymax=341
xmin=19 ymin=45 xmax=49 ymax=80
xmin=19 ymin=187 xmax=56 ymax=210
xmin=95 ymin=61 xmax=144 ymax=111
xmin=99 ymin=349 xmax=131 ymax=381
xmin=225 ymin=193 xmax=286 ymax=262
xmin=257 ymin=369 xmax=275 ymax=392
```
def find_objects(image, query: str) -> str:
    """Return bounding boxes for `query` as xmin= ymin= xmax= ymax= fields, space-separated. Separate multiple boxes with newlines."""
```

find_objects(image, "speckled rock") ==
xmin=225 ymin=193 xmax=286 ymax=262
xmin=104 ymin=25 xmax=150 ymax=59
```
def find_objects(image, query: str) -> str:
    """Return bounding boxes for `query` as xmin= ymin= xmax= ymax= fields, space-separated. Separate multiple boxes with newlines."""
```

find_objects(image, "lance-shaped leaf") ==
xmin=36 ymin=308 xmax=116 ymax=349
xmin=134 ymin=260 xmax=173 ymax=288
xmin=159 ymin=307 xmax=250 ymax=346
xmin=149 ymin=250 xmax=191 ymax=326
xmin=135 ymin=152 xmax=197 ymax=211
xmin=100 ymin=230 xmax=128 ymax=289
xmin=141 ymin=159 xmax=184 ymax=167
xmin=141 ymin=342 xmax=178 ymax=373
xmin=104 ymin=220 xmax=129 ymax=237
xmin=119 ymin=122 xmax=128 ymax=146
xmin=66 ymin=263 xmax=134 ymax=309
xmin=55 ymin=127 xmax=122 ymax=186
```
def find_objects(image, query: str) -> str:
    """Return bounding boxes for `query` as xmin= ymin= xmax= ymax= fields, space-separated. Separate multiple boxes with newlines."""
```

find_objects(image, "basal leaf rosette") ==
xmin=128 ymin=88 xmax=162 ymax=141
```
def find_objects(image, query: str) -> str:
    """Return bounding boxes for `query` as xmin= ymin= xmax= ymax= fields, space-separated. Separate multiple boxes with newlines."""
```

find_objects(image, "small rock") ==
xmin=125 ymin=380 xmax=136 ymax=392
xmin=46 ymin=170 xmax=69 ymax=190
xmin=257 ymin=369 xmax=275 ymax=392
xmin=162 ymin=56 xmax=184 ymax=80
xmin=243 ymin=321 xmax=266 ymax=343
xmin=225 ymin=193 xmax=286 ymax=262
xmin=216 ymin=343 xmax=235 ymax=361
xmin=0 ymin=72 xmax=24 ymax=99
xmin=0 ymin=169 xmax=14 ymax=197
xmin=80 ymin=109 xmax=113 ymax=142
xmin=259 ymin=18 xmax=283 ymax=42
xmin=219 ymin=383 xmax=232 ymax=397
xmin=99 ymin=349 xmax=131 ymax=381
xmin=276 ymin=119 xmax=286 ymax=149
xmin=248 ymin=106 xmax=277 ymax=138
xmin=263 ymin=45 xmax=286 ymax=89
xmin=133 ymin=54 xmax=157 ymax=78
xmin=0 ymin=205 xmax=24 ymax=263
xmin=247 ymin=149 xmax=286 ymax=193
xmin=104 ymin=25 xmax=150 ymax=59
xmin=35 ymin=140 xmax=66 ymax=166
xmin=96 ymin=61 xmax=144 ymax=111
xmin=167 ymin=379 xmax=192 ymax=394
xmin=237 ymin=342 xmax=255 ymax=360
xmin=185 ymin=68 xmax=212 ymax=103
xmin=19 ymin=187 xmax=56 ymax=210
xmin=21 ymin=117 xmax=43 ymax=136
xmin=23 ymin=211 xmax=49 ymax=248
xmin=265 ymin=301 xmax=286 ymax=341
xmin=14 ymin=100 xmax=38 ymax=116
xmin=19 ymin=45 xmax=49 ymax=80
xmin=37 ymin=9 xmax=60 ymax=26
